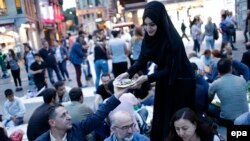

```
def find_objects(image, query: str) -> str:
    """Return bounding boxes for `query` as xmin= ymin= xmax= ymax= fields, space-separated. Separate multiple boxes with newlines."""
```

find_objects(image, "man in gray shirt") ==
xmin=209 ymin=58 xmax=249 ymax=126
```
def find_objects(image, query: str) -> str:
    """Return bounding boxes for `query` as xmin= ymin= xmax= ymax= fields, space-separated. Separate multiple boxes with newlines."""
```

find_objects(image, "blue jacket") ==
xmin=104 ymin=132 xmax=149 ymax=141
xmin=70 ymin=42 xmax=84 ymax=65
xmin=35 ymin=96 xmax=120 ymax=141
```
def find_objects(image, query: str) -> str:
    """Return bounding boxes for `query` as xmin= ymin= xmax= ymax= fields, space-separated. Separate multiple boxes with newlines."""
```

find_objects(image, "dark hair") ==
xmin=211 ymin=49 xmax=221 ymax=58
xmin=167 ymin=107 xmax=214 ymax=141
xmin=191 ymin=63 xmax=198 ymax=71
xmin=4 ymin=89 xmax=14 ymax=97
xmin=88 ymin=34 xmax=93 ymax=40
xmin=78 ymin=30 xmax=84 ymax=36
xmin=203 ymin=49 xmax=211 ymax=55
xmin=217 ymin=58 xmax=232 ymax=74
xmin=221 ymin=14 xmax=227 ymax=20
xmin=48 ymin=103 xmax=63 ymax=119
xmin=101 ymin=73 xmax=111 ymax=78
xmin=8 ymin=49 xmax=16 ymax=58
xmin=111 ymin=30 xmax=120 ymax=38
xmin=54 ymin=81 xmax=64 ymax=90
xmin=68 ymin=33 xmax=71 ymax=36
xmin=23 ymin=43 xmax=32 ymax=50
xmin=69 ymin=87 xmax=83 ymax=101
xmin=42 ymin=88 xmax=57 ymax=104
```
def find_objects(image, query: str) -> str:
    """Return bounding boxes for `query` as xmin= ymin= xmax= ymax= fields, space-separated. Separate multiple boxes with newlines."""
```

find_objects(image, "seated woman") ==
xmin=166 ymin=107 xmax=222 ymax=141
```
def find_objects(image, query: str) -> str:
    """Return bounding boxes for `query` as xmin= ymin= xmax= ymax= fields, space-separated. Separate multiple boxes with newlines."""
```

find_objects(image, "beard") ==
xmin=124 ymin=134 xmax=134 ymax=141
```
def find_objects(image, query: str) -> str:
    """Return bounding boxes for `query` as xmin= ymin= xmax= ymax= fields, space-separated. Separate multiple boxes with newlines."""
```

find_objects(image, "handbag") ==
xmin=213 ymin=23 xmax=219 ymax=40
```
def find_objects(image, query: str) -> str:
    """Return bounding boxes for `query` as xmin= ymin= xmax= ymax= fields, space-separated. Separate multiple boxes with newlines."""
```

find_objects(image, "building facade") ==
xmin=76 ymin=0 xmax=115 ymax=33
xmin=235 ymin=0 xmax=248 ymax=30
xmin=38 ymin=0 xmax=66 ymax=45
xmin=0 ymin=0 xmax=40 ymax=52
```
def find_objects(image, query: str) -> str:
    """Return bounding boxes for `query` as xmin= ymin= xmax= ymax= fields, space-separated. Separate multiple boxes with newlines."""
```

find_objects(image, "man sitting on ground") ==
xmin=35 ymin=85 xmax=127 ymax=141
xmin=208 ymin=58 xmax=249 ymax=126
xmin=27 ymin=88 xmax=57 ymax=141
xmin=3 ymin=89 xmax=26 ymax=127
xmin=54 ymin=81 xmax=70 ymax=103
xmin=63 ymin=87 xmax=93 ymax=123
xmin=105 ymin=110 xmax=149 ymax=141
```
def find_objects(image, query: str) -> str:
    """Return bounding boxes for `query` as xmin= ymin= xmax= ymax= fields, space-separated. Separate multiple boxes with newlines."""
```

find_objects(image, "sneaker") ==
xmin=68 ymin=78 xmax=72 ymax=81
xmin=232 ymin=48 xmax=238 ymax=51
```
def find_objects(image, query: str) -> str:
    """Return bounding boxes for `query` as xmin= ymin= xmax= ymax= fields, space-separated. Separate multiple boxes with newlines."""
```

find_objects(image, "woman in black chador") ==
xmin=116 ymin=1 xmax=196 ymax=140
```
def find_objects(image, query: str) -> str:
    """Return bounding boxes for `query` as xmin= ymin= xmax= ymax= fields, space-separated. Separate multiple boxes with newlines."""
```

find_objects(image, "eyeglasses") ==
xmin=116 ymin=123 xmax=135 ymax=130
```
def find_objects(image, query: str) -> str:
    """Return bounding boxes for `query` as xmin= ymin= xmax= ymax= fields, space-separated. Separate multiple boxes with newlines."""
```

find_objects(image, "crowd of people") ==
xmin=0 ymin=1 xmax=250 ymax=141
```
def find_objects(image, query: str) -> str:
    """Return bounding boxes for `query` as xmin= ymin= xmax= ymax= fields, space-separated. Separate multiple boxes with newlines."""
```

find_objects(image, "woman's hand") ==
xmin=115 ymin=72 xmax=129 ymax=81
xmin=131 ymin=75 xmax=148 ymax=89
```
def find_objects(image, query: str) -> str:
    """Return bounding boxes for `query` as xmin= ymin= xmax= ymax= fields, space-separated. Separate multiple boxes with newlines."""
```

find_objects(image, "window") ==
xmin=15 ymin=0 xmax=22 ymax=14
xmin=0 ymin=0 xmax=7 ymax=16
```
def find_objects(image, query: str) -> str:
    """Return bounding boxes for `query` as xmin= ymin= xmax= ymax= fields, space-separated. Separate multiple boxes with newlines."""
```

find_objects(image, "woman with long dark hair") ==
xmin=116 ymin=1 xmax=195 ymax=140
xmin=8 ymin=49 xmax=22 ymax=91
xmin=167 ymin=107 xmax=217 ymax=141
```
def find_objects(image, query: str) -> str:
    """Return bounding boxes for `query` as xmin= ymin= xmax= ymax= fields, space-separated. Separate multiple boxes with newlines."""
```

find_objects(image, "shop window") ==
xmin=0 ymin=0 xmax=7 ymax=16
xmin=15 ymin=0 xmax=22 ymax=14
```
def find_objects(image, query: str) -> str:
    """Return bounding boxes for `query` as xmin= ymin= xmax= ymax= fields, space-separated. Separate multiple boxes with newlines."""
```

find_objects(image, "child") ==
xmin=3 ymin=89 xmax=26 ymax=127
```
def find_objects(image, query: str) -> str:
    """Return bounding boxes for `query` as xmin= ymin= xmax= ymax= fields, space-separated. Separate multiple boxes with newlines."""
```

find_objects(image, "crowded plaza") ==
xmin=0 ymin=0 xmax=250 ymax=141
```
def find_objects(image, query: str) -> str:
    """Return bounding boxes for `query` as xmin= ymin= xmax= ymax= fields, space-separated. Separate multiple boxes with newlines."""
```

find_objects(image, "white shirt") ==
xmin=3 ymin=96 xmax=26 ymax=120
xmin=55 ymin=47 xmax=63 ymax=62
xmin=50 ymin=131 xmax=67 ymax=141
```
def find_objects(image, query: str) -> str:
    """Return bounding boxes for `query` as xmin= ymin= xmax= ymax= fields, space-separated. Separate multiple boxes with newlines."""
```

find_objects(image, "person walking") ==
xmin=181 ymin=20 xmax=190 ymax=41
xmin=204 ymin=17 xmax=216 ymax=50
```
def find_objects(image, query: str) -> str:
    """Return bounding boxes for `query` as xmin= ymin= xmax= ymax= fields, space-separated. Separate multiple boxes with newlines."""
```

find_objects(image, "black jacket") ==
xmin=27 ymin=103 xmax=52 ymax=141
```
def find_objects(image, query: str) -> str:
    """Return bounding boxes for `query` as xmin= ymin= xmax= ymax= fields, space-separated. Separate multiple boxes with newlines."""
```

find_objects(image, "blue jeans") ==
xmin=193 ymin=39 xmax=200 ymax=53
xmin=47 ymin=65 xmax=62 ymax=84
xmin=141 ymin=95 xmax=155 ymax=106
xmin=205 ymin=36 xmax=215 ymax=50
xmin=58 ymin=60 xmax=69 ymax=79
xmin=3 ymin=117 xmax=23 ymax=127
xmin=95 ymin=59 xmax=109 ymax=89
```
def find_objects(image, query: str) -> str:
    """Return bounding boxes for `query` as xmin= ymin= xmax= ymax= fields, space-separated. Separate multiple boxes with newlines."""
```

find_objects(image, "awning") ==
xmin=124 ymin=2 xmax=147 ymax=11
xmin=0 ymin=19 xmax=15 ymax=25
xmin=112 ymin=22 xmax=134 ymax=28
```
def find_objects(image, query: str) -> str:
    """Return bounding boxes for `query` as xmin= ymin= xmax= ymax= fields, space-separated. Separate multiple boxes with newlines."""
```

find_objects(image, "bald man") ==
xmin=105 ymin=111 xmax=149 ymax=141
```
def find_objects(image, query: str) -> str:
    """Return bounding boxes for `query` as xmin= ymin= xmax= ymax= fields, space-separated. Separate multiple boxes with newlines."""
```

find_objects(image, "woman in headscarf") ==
xmin=116 ymin=1 xmax=196 ymax=140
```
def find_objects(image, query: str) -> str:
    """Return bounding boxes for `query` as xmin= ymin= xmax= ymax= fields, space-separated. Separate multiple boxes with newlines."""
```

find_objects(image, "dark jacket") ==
xmin=27 ymin=103 xmax=52 ymax=141
xmin=241 ymin=50 xmax=250 ymax=76
xmin=39 ymin=48 xmax=57 ymax=67
xmin=35 ymin=96 xmax=120 ymax=141
xmin=69 ymin=42 xmax=84 ymax=65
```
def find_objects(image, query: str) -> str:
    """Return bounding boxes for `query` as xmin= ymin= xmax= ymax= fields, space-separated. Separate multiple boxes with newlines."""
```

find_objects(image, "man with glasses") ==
xmin=105 ymin=110 xmax=149 ymax=141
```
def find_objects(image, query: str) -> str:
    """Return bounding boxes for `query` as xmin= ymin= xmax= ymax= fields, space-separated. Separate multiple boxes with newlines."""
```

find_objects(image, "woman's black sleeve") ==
xmin=147 ymin=67 xmax=169 ymax=83
xmin=127 ymin=53 xmax=148 ymax=78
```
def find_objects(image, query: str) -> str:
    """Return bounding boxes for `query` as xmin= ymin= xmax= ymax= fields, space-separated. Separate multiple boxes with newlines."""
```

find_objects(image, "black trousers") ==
xmin=112 ymin=62 xmax=128 ymax=78
xmin=11 ymin=69 xmax=21 ymax=87
xmin=73 ymin=64 xmax=82 ymax=87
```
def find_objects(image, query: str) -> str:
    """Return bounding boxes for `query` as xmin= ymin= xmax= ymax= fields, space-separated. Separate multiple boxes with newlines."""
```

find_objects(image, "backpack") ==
xmin=213 ymin=24 xmax=219 ymax=40
xmin=225 ymin=22 xmax=235 ymax=35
